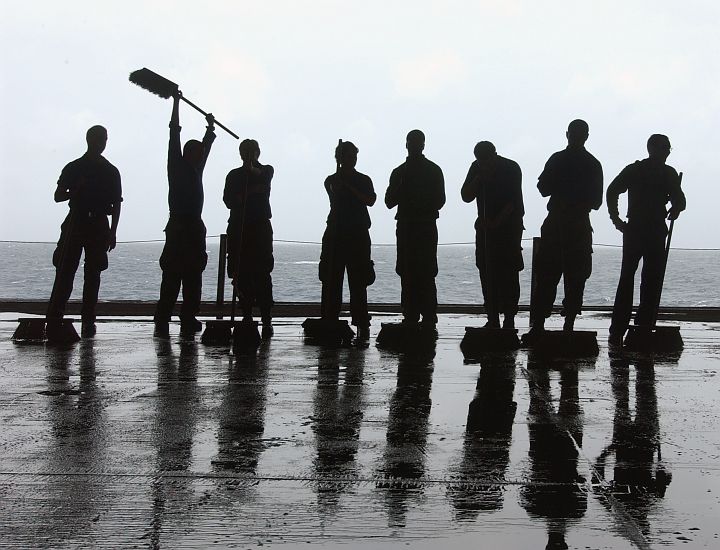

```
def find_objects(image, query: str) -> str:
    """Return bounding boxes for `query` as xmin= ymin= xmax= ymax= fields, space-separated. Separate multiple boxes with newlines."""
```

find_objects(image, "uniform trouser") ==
xmin=396 ymin=221 xmax=439 ymax=324
xmin=154 ymin=218 xmax=207 ymax=324
xmin=227 ymin=220 xmax=274 ymax=321
xmin=476 ymin=225 xmax=523 ymax=321
xmin=609 ymin=224 xmax=667 ymax=336
xmin=531 ymin=216 xmax=593 ymax=321
xmin=47 ymin=213 xmax=110 ymax=322
xmin=319 ymin=227 xmax=373 ymax=327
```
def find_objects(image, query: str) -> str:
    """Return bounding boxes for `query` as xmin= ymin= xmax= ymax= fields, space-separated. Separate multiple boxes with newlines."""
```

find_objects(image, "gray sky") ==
xmin=1 ymin=0 xmax=718 ymax=248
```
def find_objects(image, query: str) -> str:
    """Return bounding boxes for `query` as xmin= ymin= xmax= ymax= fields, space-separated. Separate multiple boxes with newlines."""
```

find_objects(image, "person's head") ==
xmin=86 ymin=125 xmax=107 ymax=156
xmin=473 ymin=141 xmax=497 ymax=164
xmin=406 ymin=129 xmax=425 ymax=156
xmin=647 ymin=134 xmax=671 ymax=162
xmin=566 ymin=119 xmax=589 ymax=148
xmin=239 ymin=138 xmax=261 ymax=163
xmin=183 ymin=139 xmax=205 ymax=166
xmin=335 ymin=140 xmax=358 ymax=169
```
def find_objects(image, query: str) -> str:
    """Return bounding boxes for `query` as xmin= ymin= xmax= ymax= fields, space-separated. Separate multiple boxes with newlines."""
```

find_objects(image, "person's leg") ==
xmin=47 ymin=222 xmax=83 ymax=320
xmin=256 ymin=222 xmax=275 ymax=330
xmin=347 ymin=231 xmax=371 ymax=333
xmin=418 ymin=222 xmax=439 ymax=327
xmin=635 ymin=230 xmax=667 ymax=327
xmin=609 ymin=229 xmax=643 ymax=340
xmin=396 ymin=223 xmax=417 ymax=323
xmin=320 ymin=231 xmax=345 ymax=321
xmin=179 ymin=270 xmax=203 ymax=334
xmin=530 ymin=235 xmax=562 ymax=330
xmin=80 ymin=219 xmax=110 ymax=335
xmin=476 ymin=228 xmax=499 ymax=327
xmin=561 ymin=227 xmax=593 ymax=331
xmin=154 ymin=269 xmax=181 ymax=337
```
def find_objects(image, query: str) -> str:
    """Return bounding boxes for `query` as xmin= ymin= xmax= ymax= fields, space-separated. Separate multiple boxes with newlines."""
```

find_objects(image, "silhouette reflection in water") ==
xmin=593 ymin=357 xmax=672 ymax=540
xmin=311 ymin=347 xmax=366 ymax=520
xmin=213 ymin=350 xmax=270 ymax=474
xmin=521 ymin=354 xmax=591 ymax=550
xmin=149 ymin=339 xmax=200 ymax=549
xmin=377 ymin=347 xmax=436 ymax=528
xmin=448 ymin=351 xmax=517 ymax=519
xmin=39 ymin=340 xmax=106 ymax=544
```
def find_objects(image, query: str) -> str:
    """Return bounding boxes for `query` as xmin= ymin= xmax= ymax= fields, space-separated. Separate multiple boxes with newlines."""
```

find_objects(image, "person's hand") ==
xmin=173 ymin=89 xmax=182 ymax=101
xmin=667 ymin=207 xmax=681 ymax=221
xmin=206 ymin=112 xmax=215 ymax=127
xmin=611 ymin=216 xmax=627 ymax=233
xmin=106 ymin=231 xmax=117 ymax=252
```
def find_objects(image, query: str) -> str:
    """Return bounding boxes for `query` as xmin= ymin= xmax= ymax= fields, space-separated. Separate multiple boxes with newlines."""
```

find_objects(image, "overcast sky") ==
xmin=1 ymin=0 xmax=718 ymax=249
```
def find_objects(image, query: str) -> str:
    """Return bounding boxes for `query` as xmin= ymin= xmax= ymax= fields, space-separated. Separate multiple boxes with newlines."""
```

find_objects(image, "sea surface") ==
xmin=1 ymin=241 xmax=719 ymax=307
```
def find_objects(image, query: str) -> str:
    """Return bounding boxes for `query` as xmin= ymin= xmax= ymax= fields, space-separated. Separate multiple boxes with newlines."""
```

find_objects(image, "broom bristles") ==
xmin=129 ymin=68 xmax=179 ymax=99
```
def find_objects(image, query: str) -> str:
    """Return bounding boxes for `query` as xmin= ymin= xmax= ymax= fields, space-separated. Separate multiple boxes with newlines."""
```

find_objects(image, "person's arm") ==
xmin=199 ymin=113 xmax=216 ymax=170
xmin=223 ymin=171 xmax=237 ymax=210
xmin=667 ymin=169 xmax=687 ymax=220
xmin=434 ymin=165 xmax=446 ymax=210
xmin=385 ymin=167 xmax=402 ymax=209
xmin=343 ymin=174 xmax=376 ymax=206
xmin=590 ymin=160 xmax=604 ymax=211
xmin=168 ymin=92 xmax=182 ymax=176
xmin=107 ymin=202 xmax=121 ymax=251
xmin=460 ymin=162 xmax=479 ymax=203
xmin=606 ymin=165 xmax=630 ymax=232
xmin=537 ymin=154 xmax=556 ymax=197
xmin=247 ymin=164 xmax=273 ymax=195
xmin=54 ymin=163 xmax=79 ymax=202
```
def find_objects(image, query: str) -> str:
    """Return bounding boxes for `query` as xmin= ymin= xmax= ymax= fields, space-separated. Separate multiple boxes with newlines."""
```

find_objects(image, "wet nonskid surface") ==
xmin=1 ymin=313 xmax=719 ymax=549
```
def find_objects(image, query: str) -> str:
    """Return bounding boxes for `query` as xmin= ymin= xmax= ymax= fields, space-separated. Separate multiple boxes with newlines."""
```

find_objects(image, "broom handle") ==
xmin=180 ymin=96 xmax=239 ymax=140
xmin=650 ymin=171 xmax=682 ymax=328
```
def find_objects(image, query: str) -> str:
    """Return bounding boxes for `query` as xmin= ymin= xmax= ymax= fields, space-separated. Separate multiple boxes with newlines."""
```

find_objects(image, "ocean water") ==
xmin=1 ymin=241 xmax=719 ymax=307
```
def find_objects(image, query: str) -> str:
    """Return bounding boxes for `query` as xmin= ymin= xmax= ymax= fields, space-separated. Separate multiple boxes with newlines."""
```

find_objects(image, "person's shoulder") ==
xmin=423 ymin=156 xmax=443 ymax=174
xmin=100 ymin=156 xmax=120 ymax=174
xmin=226 ymin=167 xmax=244 ymax=180
xmin=262 ymin=163 xmax=274 ymax=177
xmin=500 ymin=155 xmax=520 ymax=170
xmin=354 ymin=170 xmax=373 ymax=183
xmin=663 ymin=164 xmax=679 ymax=178
xmin=583 ymin=148 xmax=602 ymax=166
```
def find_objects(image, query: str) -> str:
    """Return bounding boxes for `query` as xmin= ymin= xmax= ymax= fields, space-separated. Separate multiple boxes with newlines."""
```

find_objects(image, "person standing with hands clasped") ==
xmin=606 ymin=134 xmax=686 ymax=346
xmin=154 ymin=90 xmax=215 ymax=338
xmin=223 ymin=139 xmax=275 ymax=338
xmin=461 ymin=141 xmax=524 ymax=329
xmin=46 ymin=125 xmax=122 ymax=340
xmin=319 ymin=141 xmax=376 ymax=340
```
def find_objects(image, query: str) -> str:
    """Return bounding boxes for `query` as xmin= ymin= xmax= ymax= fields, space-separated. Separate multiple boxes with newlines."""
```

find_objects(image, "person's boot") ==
xmin=81 ymin=319 xmax=97 ymax=338
xmin=563 ymin=314 xmax=576 ymax=332
xmin=261 ymin=315 xmax=273 ymax=339
xmin=522 ymin=318 xmax=545 ymax=344
xmin=356 ymin=325 xmax=370 ymax=341
xmin=484 ymin=315 xmax=500 ymax=329
xmin=154 ymin=321 xmax=170 ymax=339
xmin=502 ymin=315 xmax=515 ymax=329
xmin=180 ymin=317 xmax=203 ymax=336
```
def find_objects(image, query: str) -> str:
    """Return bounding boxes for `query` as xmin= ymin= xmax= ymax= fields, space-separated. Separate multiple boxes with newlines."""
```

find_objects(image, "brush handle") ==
xmin=180 ymin=96 xmax=239 ymax=140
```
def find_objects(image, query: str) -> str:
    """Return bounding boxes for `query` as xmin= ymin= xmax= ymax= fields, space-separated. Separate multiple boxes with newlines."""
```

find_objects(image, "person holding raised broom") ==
xmin=223 ymin=139 xmax=275 ymax=338
xmin=153 ymin=90 xmax=216 ymax=338
xmin=606 ymin=134 xmax=686 ymax=346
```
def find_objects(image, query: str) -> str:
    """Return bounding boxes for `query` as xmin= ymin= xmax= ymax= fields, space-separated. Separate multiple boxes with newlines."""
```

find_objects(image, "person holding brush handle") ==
xmin=461 ymin=141 xmax=524 ymax=330
xmin=46 ymin=125 xmax=122 ymax=340
xmin=319 ymin=140 xmax=376 ymax=340
xmin=606 ymin=134 xmax=686 ymax=346
xmin=153 ymin=89 xmax=215 ymax=338
xmin=223 ymin=139 xmax=275 ymax=338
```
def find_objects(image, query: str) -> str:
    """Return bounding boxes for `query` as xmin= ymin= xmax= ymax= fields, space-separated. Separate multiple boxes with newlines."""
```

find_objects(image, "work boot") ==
xmin=522 ymin=320 xmax=545 ymax=345
xmin=356 ymin=326 xmax=370 ymax=341
xmin=502 ymin=315 xmax=515 ymax=329
xmin=154 ymin=321 xmax=170 ymax=339
xmin=180 ymin=317 xmax=203 ymax=335
xmin=261 ymin=321 xmax=274 ymax=339
xmin=81 ymin=321 xmax=96 ymax=338
xmin=563 ymin=314 xmax=576 ymax=332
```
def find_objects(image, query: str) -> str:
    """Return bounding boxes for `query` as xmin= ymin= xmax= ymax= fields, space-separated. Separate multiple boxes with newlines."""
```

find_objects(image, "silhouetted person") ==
xmin=224 ymin=139 xmax=275 ymax=337
xmin=528 ymin=119 xmax=603 ymax=335
xmin=320 ymin=141 xmax=376 ymax=339
xmin=461 ymin=141 xmax=524 ymax=328
xmin=154 ymin=90 xmax=215 ymax=338
xmin=46 ymin=125 xmax=122 ymax=339
xmin=607 ymin=134 xmax=686 ymax=345
xmin=385 ymin=130 xmax=446 ymax=329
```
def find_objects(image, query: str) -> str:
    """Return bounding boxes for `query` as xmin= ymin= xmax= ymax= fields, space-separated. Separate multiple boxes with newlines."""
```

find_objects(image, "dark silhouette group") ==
xmin=46 ymin=110 xmax=686 ymax=344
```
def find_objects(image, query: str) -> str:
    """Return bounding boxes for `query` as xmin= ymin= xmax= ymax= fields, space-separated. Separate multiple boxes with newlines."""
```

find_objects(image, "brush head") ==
xmin=129 ymin=68 xmax=178 ymax=99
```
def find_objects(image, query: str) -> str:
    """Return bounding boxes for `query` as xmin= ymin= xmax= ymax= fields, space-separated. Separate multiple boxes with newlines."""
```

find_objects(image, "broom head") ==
xmin=129 ymin=68 xmax=179 ymax=99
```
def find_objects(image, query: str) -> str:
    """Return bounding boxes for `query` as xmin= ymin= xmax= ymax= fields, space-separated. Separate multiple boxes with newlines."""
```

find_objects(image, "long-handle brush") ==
xmin=129 ymin=68 xmax=239 ymax=139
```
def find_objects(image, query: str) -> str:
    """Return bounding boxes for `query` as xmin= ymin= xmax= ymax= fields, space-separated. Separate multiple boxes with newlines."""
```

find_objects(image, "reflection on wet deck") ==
xmin=1 ymin=313 xmax=718 ymax=548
